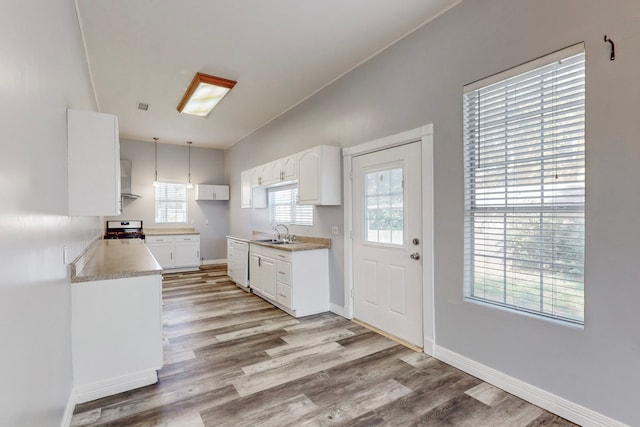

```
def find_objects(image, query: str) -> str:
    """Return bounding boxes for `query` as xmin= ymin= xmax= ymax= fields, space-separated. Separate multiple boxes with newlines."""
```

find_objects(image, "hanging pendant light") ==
xmin=186 ymin=141 xmax=193 ymax=189
xmin=152 ymin=137 xmax=159 ymax=187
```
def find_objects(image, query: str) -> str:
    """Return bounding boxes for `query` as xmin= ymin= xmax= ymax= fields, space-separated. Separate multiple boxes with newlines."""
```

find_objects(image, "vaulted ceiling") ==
xmin=77 ymin=0 xmax=460 ymax=149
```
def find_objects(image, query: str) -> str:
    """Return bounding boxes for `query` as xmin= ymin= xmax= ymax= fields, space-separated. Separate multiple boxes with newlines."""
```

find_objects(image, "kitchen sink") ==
xmin=253 ymin=239 xmax=287 ymax=244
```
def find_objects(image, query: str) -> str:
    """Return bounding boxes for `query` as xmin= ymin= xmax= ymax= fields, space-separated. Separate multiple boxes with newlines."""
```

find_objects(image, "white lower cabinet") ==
xmin=249 ymin=252 xmax=262 ymax=293
xmin=249 ymin=244 xmax=329 ymax=317
xmin=71 ymin=274 xmax=163 ymax=403
xmin=146 ymin=234 xmax=200 ymax=269
xmin=260 ymin=256 xmax=277 ymax=300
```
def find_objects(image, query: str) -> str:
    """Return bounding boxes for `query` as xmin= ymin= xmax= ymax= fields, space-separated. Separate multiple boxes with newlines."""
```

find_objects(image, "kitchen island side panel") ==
xmin=71 ymin=274 xmax=163 ymax=403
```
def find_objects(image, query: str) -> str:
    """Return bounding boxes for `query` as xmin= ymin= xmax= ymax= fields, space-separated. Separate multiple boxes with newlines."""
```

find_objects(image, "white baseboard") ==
xmin=73 ymin=370 xmax=158 ymax=404
xmin=422 ymin=337 xmax=434 ymax=356
xmin=60 ymin=390 xmax=76 ymax=427
xmin=330 ymin=303 xmax=345 ymax=317
xmin=201 ymin=258 xmax=227 ymax=265
xmin=434 ymin=345 xmax=627 ymax=427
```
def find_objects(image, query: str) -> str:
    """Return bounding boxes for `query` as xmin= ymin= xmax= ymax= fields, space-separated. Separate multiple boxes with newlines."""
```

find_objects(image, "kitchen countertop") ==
xmin=145 ymin=228 xmax=200 ymax=236
xmin=227 ymin=233 xmax=331 ymax=252
xmin=71 ymin=239 xmax=162 ymax=283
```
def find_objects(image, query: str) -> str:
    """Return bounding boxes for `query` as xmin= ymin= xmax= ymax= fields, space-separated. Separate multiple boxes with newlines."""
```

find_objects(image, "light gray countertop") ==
xmin=227 ymin=233 xmax=331 ymax=252
xmin=71 ymin=239 xmax=162 ymax=283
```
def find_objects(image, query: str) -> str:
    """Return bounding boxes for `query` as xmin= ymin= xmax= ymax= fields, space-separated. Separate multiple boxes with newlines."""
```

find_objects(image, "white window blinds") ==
xmin=463 ymin=44 xmax=585 ymax=324
xmin=155 ymin=182 xmax=188 ymax=223
xmin=269 ymin=185 xmax=313 ymax=226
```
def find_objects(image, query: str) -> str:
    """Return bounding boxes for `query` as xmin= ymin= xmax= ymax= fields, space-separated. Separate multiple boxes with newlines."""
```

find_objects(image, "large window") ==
xmin=269 ymin=185 xmax=313 ymax=226
xmin=155 ymin=182 xmax=188 ymax=223
xmin=463 ymin=44 xmax=585 ymax=324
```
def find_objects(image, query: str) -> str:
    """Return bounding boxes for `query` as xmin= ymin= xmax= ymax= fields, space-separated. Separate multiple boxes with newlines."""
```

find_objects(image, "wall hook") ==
xmin=604 ymin=35 xmax=615 ymax=61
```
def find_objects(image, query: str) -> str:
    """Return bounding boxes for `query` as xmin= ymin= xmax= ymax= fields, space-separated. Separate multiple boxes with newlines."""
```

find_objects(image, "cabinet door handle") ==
xmin=258 ymin=257 xmax=261 ymax=267
xmin=278 ymin=271 xmax=285 ymax=275
xmin=170 ymin=252 xmax=173 ymax=259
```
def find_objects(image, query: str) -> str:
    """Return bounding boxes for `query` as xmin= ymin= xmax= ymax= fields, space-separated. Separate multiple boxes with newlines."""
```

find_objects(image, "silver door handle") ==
xmin=410 ymin=252 xmax=420 ymax=260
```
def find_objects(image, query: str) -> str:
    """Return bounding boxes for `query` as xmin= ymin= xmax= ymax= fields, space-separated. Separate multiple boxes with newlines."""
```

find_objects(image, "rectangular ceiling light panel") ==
xmin=177 ymin=72 xmax=237 ymax=117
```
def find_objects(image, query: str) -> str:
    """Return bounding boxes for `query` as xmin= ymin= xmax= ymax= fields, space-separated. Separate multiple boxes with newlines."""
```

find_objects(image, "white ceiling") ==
xmin=76 ymin=0 xmax=459 ymax=149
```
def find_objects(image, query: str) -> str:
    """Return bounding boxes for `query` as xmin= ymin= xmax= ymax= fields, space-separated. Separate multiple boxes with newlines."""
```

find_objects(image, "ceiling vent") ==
xmin=137 ymin=102 xmax=149 ymax=111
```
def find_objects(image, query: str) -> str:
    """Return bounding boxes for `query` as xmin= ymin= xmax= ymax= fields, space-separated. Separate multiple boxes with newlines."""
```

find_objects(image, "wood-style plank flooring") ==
xmin=71 ymin=270 xmax=577 ymax=426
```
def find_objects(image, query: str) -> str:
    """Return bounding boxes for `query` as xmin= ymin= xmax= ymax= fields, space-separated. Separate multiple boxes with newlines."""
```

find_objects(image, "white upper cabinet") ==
xmin=252 ymin=164 xmax=269 ymax=187
xmin=240 ymin=146 xmax=340 ymax=208
xmin=297 ymin=145 xmax=341 ymax=205
xmin=270 ymin=154 xmax=297 ymax=185
xmin=67 ymin=109 xmax=121 ymax=216
xmin=195 ymin=184 xmax=229 ymax=201
xmin=240 ymin=169 xmax=253 ymax=208
xmin=241 ymin=169 xmax=267 ymax=209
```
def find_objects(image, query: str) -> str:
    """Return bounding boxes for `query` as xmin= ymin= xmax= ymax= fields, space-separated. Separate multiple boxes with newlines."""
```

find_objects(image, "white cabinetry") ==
xmin=248 ymin=244 xmax=329 ymax=317
xmin=71 ymin=274 xmax=163 ymax=403
xmin=297 ymin=145 xmax=342 ymax=205
xmin=241 ymin=169 xmax=267 ymax=208
xmin=269 ymin=154 xmax=297 ymax=185
xmin=240 ymin=145 xmax=340 ymax=208
xmin=146 ymin=234 xmax=200 ymax=270
xmin=227 ymin=238 xmax=249 ymax=289
xmin=252 ymin=164 xmax=270 ymax=187
xmin=67 ymin=109 xmax=121 ymax=216
xmin=249 ymin=252 xmax=262 ymax=292
xmin=195 ymin=184 xmax=229 ymax=201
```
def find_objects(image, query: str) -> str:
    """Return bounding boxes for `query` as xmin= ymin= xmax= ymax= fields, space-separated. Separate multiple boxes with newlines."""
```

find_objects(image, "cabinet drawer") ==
xmin=146 ymin=235 xmax=174 ymax=244
xmin=262 ymin=247 xmax=291 ymax=262
xmin=276 ymin=260 xmax=291 ymax=285
xmin=276 ymin=283 xmax=292 ymax=308
xmin=232 ymin=241 xmax=248 ymax=251
xmin=175 ymin=234 xmax=200 ymax=243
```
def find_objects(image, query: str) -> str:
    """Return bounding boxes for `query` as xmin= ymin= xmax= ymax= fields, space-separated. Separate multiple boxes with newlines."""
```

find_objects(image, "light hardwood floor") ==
xmin=71 ymin=270 xmax=577 ymax=426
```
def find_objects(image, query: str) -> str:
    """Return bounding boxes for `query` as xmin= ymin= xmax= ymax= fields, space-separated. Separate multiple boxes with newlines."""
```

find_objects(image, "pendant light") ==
xmin=152 ymin=137 xmax=159 ymax=187
xmin=186 ymin=141 xmax=193 ymax=189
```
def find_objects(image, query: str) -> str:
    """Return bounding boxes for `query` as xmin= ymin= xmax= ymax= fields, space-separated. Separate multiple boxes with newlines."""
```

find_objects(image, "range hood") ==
xmin=120 ymin=159 xmax=141 ymax=199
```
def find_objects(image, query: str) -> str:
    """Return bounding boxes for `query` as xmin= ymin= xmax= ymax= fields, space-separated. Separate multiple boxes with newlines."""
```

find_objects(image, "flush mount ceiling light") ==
xmin=177 ymin=72 xmax=237 ymax=117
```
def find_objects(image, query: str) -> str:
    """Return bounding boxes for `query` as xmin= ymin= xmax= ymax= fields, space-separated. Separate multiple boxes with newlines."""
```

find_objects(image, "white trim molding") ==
xmin=61 ymin=390 xmax=76 ymax=427
xmin=202 ymin=258 xmax=227 ymax=265
xmin=343 ymin=124 xmax=435 ymax=346
xmin=434 ymin=346 xmax=628 ymax=427
xmin=330 ymin=303 xmax=345 ymax=317
xmin=73 ymin=370 xmax=158 ymax=404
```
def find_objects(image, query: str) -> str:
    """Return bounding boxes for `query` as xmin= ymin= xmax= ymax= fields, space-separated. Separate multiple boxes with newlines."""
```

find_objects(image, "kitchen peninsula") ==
xmin=70 ymin=239 xmax=163 ymax=403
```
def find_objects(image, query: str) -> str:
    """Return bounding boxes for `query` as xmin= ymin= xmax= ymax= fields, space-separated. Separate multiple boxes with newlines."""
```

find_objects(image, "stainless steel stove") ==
xmin=104 ymin=220 xmax=145 ymax=240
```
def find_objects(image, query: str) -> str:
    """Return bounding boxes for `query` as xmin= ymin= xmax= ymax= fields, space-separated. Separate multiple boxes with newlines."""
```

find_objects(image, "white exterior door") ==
xmin=352 ymin=142 xmax=423 ymax=347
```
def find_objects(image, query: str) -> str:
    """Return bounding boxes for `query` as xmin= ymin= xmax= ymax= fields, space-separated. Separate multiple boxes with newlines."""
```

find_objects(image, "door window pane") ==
xmin=365 ymin=168 xmax=403 ymax=245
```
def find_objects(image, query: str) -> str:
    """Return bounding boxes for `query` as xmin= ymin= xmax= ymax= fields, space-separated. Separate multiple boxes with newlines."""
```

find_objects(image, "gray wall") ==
xmin=0 ymin=0 xmax=103 ymax=425
xmin=108 ymin=139 xmax=228 ymax=261
xmin=227 ymin=0 xmax=640 ymax=424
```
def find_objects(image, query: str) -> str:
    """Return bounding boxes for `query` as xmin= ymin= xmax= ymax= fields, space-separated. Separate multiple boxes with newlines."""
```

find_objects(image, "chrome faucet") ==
xmin=273 ymin=224 xmax=290 ymax=241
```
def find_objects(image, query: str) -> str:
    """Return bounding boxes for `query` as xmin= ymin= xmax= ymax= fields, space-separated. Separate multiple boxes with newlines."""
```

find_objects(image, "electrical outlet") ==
xmin=331 ymin=226 xmax=339 ymax=235
xmin=205 ymin=219 xmax=209 ymax=225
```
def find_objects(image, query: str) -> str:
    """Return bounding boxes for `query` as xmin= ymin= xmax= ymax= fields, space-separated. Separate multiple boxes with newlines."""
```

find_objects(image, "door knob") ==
xmin=410 ymin=252 xmax=420 ymax=260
